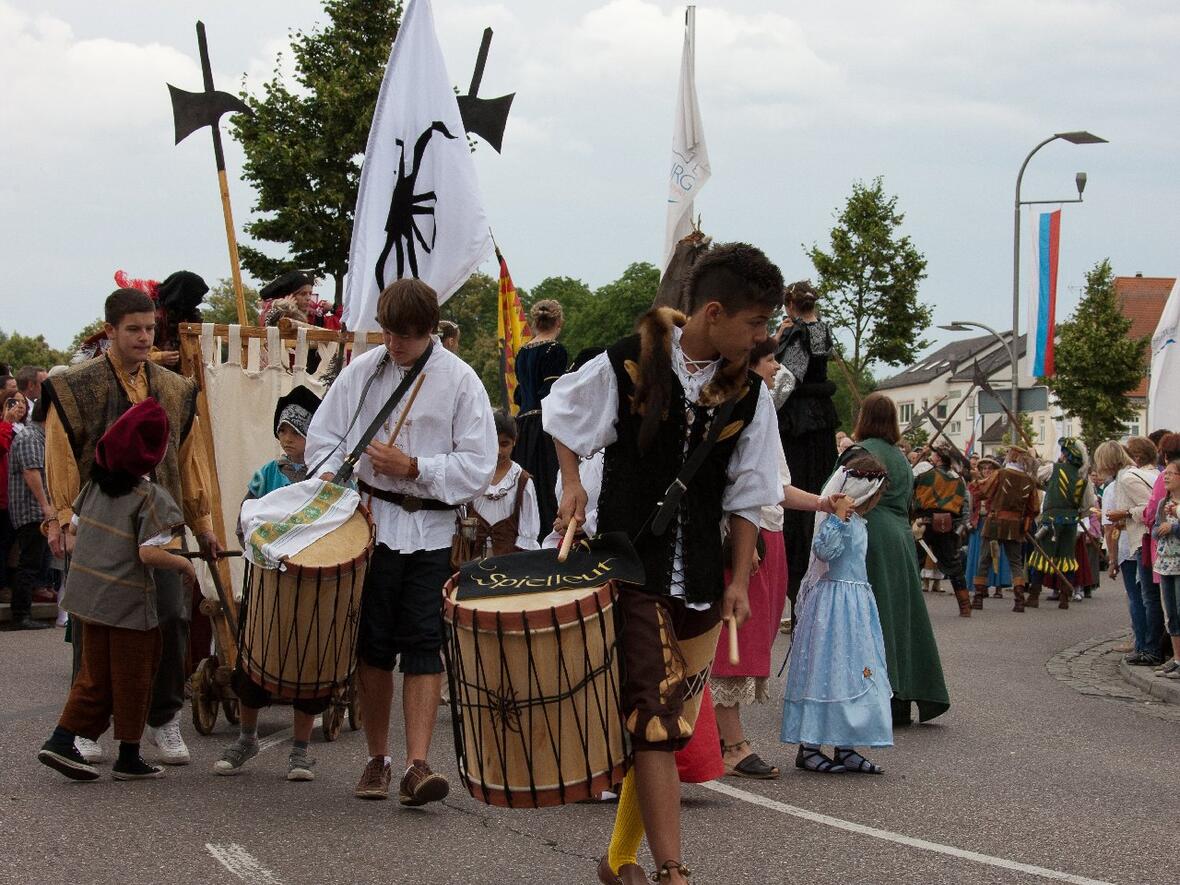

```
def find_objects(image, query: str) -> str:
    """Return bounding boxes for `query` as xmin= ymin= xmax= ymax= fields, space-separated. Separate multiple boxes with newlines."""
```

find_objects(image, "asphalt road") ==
xmin=1 ymin=575 xmax=1174 ymax=885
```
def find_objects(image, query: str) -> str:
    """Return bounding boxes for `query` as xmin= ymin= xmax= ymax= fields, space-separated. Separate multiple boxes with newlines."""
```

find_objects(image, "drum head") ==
xmin=447 ymin=583 xmax=590 ymax=613
xmin=287 ymin=508 xmax=372 ymax=568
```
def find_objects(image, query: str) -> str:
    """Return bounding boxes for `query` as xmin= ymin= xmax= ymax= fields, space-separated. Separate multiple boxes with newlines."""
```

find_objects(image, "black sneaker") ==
xmin=10 ymin=618 xmax=51 ymax=630
xmin=112 ymin=755 xmax=165 ymax=780
xmin=38 ymin=740 xmax=100 ymax=781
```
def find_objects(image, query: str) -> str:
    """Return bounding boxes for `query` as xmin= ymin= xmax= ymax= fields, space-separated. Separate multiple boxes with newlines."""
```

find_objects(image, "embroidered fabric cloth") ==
xmin=240 ymin=479 xmax=360 ymax=570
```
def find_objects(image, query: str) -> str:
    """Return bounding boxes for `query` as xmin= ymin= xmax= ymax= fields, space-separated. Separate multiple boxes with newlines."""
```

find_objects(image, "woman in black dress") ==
xmin=513 ymin=299 xmax=568 ymax=540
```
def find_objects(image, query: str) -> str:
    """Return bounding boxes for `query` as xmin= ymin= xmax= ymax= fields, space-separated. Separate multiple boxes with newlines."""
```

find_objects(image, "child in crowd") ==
xmin=467 ymin=411 xmax=540 ymax=557
xmin=37 ymin=399 xmax=193 ymax=782
xmin=781 ymin=453 xmax=892 ymax=774
xmin=216 ymin=385 xmax=325 ymax=781
xmin=1152 ymin=458 xmax=1180 ymax=677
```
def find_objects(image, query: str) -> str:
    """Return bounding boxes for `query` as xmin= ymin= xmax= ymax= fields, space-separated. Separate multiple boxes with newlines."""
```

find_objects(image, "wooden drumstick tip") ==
xmin=725 ymin=615 xmax=740 ymax=666
xmin=557 ymin=518 xmax=578 ymax=563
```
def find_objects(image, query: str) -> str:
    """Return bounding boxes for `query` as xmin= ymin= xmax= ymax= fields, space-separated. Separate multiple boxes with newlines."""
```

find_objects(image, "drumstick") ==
xmin=385 ymin=372 xmax=428 ymax=446
xmin=557 ymin=517 xmax=578 ymax=563
xmin=725 ymin=615 xmax=740 ymax=666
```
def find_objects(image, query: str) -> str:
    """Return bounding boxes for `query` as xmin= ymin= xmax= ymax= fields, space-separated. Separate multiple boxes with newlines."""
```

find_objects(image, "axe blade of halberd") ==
xmin=167 ymin=84 xmax=253 ymax=145
xmin=457 ymin=92 xmax=515 ymax=153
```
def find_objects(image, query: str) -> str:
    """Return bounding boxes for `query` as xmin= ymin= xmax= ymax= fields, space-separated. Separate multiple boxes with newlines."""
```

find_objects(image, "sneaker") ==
xmin=287 ymin=749 xmax=316 ymax=782
xmin=75 ymin=737 xmax=104 ymax=764
xmin=145 ymin=713 xmax=191 ymax=764
xmin=354 ymin=757 xmax=392 ymax=800
xmin=399 ymin=759 xmax=449 ymax=807
xmin=213 ymin=739 xmax=259 ymax=776
xmin=112 ymin=754 xmax=165 ymax=780
xmin=1153 ymin=659 xmax=1180 ymax=676
xmin=1072 ymin=590 xmax=1084 ymax=602
xmin=9 ymin=617 xmax=51 ymax=630
xmin=38 ymin=740 xmax=100 ymax=781
xmin=1131 ymin=654 xmax=1163 ymax=667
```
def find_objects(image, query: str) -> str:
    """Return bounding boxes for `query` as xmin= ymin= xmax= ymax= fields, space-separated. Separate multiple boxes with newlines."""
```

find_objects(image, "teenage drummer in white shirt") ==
xmin=305 ymin=279 xmax=497 ymax=806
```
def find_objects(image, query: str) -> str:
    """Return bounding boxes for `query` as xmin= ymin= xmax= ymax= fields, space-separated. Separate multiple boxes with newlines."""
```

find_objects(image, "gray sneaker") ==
xmin=287 ymin=749 xmax=316 ymax=782
xmin=213 ymin=739 xmax=259 ymax=775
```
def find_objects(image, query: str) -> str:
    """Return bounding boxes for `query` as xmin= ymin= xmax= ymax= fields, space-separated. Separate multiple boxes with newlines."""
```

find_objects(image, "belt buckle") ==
xmin=401 ymin=494 xmax=423 ymax=513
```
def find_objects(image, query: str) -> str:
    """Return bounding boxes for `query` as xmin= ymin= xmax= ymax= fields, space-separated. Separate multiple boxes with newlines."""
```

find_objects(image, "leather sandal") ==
xmin=794 ymin=745 xmax=845 ymax=773
xmin=727 ymin=752 xmax=779 ymax=779
xmin=834 ymin=747 xmax=884 ymax=774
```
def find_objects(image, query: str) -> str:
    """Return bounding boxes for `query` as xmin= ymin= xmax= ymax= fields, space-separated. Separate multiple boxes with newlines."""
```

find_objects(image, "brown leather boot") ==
xmin=955 ymin=589 xmax=972 ymax=617
xmin=1025 ymin=585 xmax=1041 ymax=609
xmin=1011 ymin=584 xmax=1026 ymax=613
xmin=971 ymin=585 xmax=986 ymax=610
xmin=1058 ymin=586 xmax=1070 ymax=609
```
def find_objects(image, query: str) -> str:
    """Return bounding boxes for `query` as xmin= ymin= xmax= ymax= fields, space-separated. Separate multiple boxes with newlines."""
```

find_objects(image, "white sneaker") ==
xmin=75 ymin=737 xmax=104 ymax=764
xmin=145 ymin=713 xmax=191 ymax=765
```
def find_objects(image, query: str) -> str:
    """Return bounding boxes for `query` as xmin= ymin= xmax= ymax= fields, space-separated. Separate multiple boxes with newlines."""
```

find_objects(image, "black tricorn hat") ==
xmin=260 ymin=270 xmax=313 ymax=301
xmin=272 ymin=384 xmax=322 ymax=437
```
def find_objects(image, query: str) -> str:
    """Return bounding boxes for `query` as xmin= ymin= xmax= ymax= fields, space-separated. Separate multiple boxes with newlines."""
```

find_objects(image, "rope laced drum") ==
xmin=239 ymin=507 xmax=374 ymax=699
xmin=443 ymin=535 xmax=644 ymax=808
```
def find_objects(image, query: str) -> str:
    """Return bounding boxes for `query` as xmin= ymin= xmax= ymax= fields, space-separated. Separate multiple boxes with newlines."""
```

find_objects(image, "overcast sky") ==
xmin=2 ymin=0 xmax=1176 ymax=363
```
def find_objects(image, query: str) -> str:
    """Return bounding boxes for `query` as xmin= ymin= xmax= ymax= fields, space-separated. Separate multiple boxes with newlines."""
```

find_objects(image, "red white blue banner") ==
xmin=1029 ymin=209 xmax=1061 ymax=378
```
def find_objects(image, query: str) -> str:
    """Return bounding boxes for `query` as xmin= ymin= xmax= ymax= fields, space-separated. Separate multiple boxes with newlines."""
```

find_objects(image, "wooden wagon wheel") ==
xmin=321 ymin=685 xmax=347 ymax=742
xmin=222 ymin=697 xmax=240 ymax=725
xmin=191 ymin=657 xmax=221 ymax=735
xmin=347 ymin=676 xmax=363 ymax=731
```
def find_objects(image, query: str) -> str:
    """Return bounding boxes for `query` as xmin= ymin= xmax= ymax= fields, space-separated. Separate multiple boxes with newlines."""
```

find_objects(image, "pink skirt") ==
xmin=711 ymin=528 xmax=788 ymax=679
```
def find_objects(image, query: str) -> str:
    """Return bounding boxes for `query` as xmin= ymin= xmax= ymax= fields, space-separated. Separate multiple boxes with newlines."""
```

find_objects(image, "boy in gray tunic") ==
xmin=37 ymin=399 xmax=195 ymax=782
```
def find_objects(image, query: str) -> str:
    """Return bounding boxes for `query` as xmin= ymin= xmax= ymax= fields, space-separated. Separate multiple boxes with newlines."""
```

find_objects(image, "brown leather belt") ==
xmin=358 ymin=480 xmax=455 ymax=513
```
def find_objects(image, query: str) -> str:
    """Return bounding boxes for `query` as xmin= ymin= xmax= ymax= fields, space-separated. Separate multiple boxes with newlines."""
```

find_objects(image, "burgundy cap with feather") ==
xmin=95 ymin=398 xmax=170 ymax=477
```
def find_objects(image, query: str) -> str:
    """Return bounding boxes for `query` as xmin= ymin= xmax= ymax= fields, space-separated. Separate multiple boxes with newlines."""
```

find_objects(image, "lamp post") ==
xmin=1011 ymin=130 xmax=1107 ymax=421
xmin=939 ymin=321 xmax=1015 ymax=438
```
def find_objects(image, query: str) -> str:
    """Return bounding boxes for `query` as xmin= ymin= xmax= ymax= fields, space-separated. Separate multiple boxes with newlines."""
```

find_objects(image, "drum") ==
xmin=443 ymin=579 xmax=626 ymax=808
xmin=239 ymin=507 xmax=374 ymax=699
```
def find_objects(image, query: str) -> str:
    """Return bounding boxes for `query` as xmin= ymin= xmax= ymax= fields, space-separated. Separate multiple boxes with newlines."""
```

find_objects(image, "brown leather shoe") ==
xmin=399 ymin=759 xmax=449 ymax=806
xmin=597 ymin=856 xmax=647 ymax=885
xmin=354 ymin=757 xmax=392 ymax=800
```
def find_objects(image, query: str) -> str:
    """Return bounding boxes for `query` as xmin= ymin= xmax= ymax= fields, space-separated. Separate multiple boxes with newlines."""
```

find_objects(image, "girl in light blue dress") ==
xmin=781 ymin=453 xmax=893 ymax=774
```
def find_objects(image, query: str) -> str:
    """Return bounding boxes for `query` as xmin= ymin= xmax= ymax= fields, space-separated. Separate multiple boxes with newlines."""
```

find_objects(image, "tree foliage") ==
xmin=808 ymin=177 xmax=932 ymax=378
xmin=562 ymin=262 xmax=659 ymax=359
xmin=830 ymin=345 xmax=876 ymax=433
xmin=201 ymin=278 xmax=262 ymax=326
xmin=0 ymin=330 xmax=69 ymax=371
xmin=902 ymin=426 xmax=929 ymax=449
xmin=1000 ymin=411 xmax=1037 ymax=449
xmin=1043 ymin=259 xmax=1148 ymax=452
xmin=232 ymin=0 xmax=403 ymax=305
xmin=68 ymin=320 xmax=105 ymax=357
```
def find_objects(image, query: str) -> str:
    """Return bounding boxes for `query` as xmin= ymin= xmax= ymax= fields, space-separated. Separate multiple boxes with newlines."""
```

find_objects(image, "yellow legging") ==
xmin=606 ymin=769 xmax=644 ymax=872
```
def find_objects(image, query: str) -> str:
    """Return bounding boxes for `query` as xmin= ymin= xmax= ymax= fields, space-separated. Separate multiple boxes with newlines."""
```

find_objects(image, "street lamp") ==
xmin=939 ymin=321 xmax=1017 ymax=432
xmin=1011 ymin=130 xmax=1107 ymax=421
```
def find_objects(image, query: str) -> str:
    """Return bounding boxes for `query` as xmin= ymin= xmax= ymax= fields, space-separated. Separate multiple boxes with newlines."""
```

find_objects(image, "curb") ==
xmin=1118 ymin=658 xmax=1180 ymax=705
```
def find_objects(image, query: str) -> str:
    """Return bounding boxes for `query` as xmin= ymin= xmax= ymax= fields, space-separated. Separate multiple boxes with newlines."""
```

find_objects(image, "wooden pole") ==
xmin=216 ymin=168 xmax=249 ymax=327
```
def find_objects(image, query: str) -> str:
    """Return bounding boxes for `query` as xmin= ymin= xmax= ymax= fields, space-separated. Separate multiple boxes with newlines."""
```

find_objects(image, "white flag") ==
xmin=343 ymin=0 xmax=492 ymax=331
xmin=1149 ymin=277 xmax=1180 ymax=432
xmin=663 ymin=6 xmax=710 ymax=270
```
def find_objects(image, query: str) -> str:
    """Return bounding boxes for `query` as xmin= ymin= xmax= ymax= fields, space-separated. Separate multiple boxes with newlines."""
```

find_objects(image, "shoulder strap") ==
xmin=649 ymin=394 xmax=741 ymax=536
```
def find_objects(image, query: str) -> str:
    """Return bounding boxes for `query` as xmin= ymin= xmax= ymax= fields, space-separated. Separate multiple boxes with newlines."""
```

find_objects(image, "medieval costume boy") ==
xmin=37 ymin=399 xmax=195 ymax=781
xmin=972 ymin=447 xmax=1040 ymax=612
xmin=545 ymin=243 xmax=789 ymax=885
xmin=912 ymin=444 xmax=971 ymax=616
xmin=1027 ymin=437 xmax=1095 ymax=610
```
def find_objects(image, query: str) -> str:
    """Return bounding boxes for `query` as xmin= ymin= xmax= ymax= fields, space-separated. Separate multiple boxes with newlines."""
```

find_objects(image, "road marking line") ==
xmin=698 ymin=781 xmax=1113 ymax=885
xmin=206 ymin=842 xmax=284 ymax=884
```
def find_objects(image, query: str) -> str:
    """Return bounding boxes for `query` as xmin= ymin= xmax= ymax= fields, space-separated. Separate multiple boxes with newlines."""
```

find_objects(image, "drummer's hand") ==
xmin=198 ymin=530 xmax=223 ymax=560
xmin=721 ymin=580 xmax=751 ymax=628
xmin=555 ymin=480 xmax=588 ymax=533
xmin=366 ymin=440 xmax=415 ymax=478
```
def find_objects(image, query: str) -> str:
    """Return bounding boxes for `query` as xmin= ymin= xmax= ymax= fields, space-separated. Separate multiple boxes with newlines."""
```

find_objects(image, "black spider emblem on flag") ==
xmin=376 ymin=120 xmax=457 ymax=289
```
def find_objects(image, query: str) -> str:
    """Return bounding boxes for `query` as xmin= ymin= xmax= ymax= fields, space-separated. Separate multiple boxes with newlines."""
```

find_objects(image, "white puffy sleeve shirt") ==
xmin=305 ymin=344 xmax=497 ymax=553
xmin=470 ymin=462 xmax=541 ymax=551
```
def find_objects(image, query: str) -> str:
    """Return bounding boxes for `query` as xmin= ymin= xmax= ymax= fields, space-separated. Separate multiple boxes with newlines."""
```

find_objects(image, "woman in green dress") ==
xmin=848 ymin=393 xmax=949 ymax=724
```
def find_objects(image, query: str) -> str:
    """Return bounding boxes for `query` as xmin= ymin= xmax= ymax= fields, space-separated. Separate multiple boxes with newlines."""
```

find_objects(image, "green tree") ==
xmin=1043 ymin=259 xmax=1148 ymax=452
xmin=1000 ymin=412 xmax=1036 ymax=449
xmin=233 ymin=1 xmax=403 ymax=306
xmin=808 ymin=177 xmax=932 ymax=378
xmin=831 ymin=345 xmax=875 ymax=432
xmin=201 ymin=278 xmax=262 ymax=325
xmin=902 ymin=426 xmax=930 ymax=449
xmin=440 ymin=272 xmax=502 ymax=404
xmin=0 ymin=330 xmax=69 ymax=371
xmin=563 ymin=262 xmax=660 ymax=358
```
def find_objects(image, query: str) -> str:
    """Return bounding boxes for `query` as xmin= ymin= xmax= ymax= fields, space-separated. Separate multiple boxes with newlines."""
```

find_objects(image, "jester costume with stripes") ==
xmin=1027 ymin=438 xmax=1095 ymax=609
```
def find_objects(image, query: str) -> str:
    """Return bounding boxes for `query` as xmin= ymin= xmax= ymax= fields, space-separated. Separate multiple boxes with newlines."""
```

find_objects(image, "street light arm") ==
xmin=1015 ymin=135 xmax=1060 ymax=206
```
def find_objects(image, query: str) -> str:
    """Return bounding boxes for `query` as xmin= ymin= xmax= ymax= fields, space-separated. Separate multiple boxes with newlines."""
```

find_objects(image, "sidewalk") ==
xmin=1119 ymin=656 xmax=1180 ymax=705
